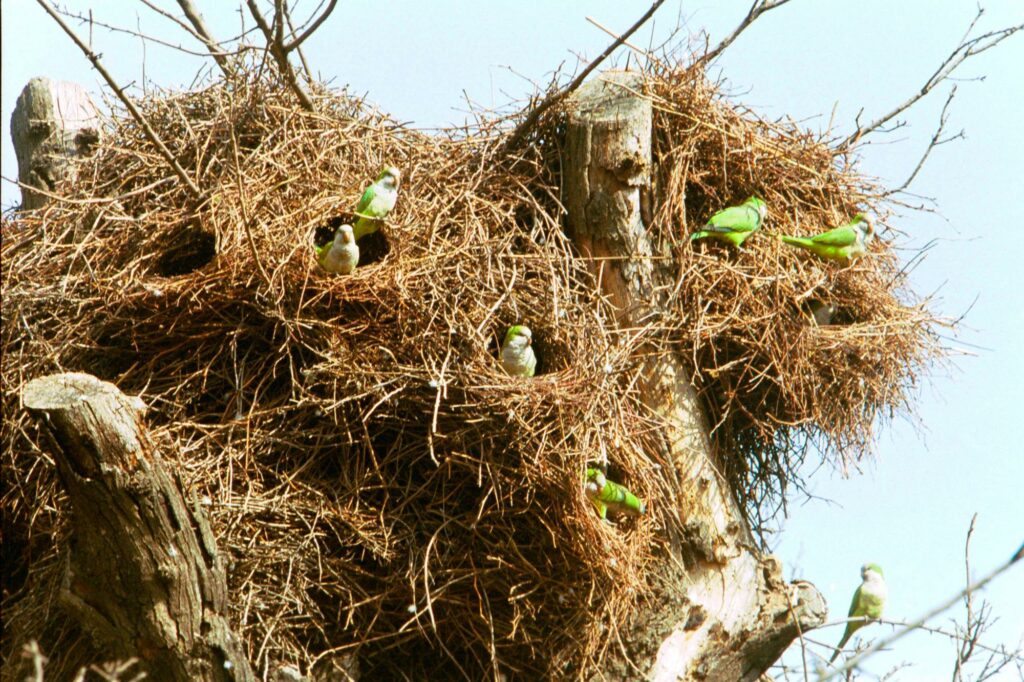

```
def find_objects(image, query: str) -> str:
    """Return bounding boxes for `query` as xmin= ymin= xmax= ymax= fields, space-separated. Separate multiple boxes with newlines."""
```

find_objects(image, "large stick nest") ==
xmin=1 ymin=62 xmax=939 ymax=680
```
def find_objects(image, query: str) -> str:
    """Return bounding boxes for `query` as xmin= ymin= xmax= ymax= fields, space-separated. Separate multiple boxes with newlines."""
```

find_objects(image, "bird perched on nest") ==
xmin=585 ymin=467 xmax=646 ymax=521
xmin=500 ymin=325 xmax=537 ymax=377
xmin=829 ymin=563 xmax=887 ymax=663
xmin=316 ymin=224 xmax=359 ymax=274
xmin=690 ymin=196 xmax=767 ymax=248
xmin=780 ymin=213 xmax=875 ymax=265
xmin=352 ymin=166 xmax=401 ymax=240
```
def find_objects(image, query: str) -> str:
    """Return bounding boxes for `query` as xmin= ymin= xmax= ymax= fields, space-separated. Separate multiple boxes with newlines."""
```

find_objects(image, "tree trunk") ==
xmin=21 ymin=373 xmax=255 ymax=682
xmin=10 ymin=77 xmax=100 ymax=210
xmin=562 ymin=71 xmax=826 ymax=681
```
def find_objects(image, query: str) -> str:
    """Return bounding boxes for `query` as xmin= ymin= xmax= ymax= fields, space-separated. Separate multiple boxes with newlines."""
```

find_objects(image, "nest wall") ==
xmin=1 ymin=62 xmax=940 ymax=679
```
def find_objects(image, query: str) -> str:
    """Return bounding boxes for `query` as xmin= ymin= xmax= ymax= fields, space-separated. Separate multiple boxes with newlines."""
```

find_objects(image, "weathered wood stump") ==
xmin=22 ymin=373 xmax=255 ymax=682
xmin=10 ymin=77 xmax=100 ymax=210
xmin=563 ymin=71 xmax=826 ymax=680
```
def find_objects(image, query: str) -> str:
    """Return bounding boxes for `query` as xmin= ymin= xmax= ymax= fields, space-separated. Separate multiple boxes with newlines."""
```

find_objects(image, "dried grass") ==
xmin=1 ymin=60 xmax=940 ymax=680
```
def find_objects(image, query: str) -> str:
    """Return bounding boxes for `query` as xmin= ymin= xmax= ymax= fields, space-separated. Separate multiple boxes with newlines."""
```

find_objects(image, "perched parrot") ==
xmin=829 ymin=563 xmax=887 ymax=663
xmin=352 ymin=166 xmax=401 ymax=240
xmin=690 ymin=196 xmax=767 ymax=248
xmin=780 ymin=213 xmax=875 ymax=265
xmin=585 ymin=467 xmax=646 ymax=521
xmin=316 ymin=224 xmax=359 ymax=274
xmin=500 ymin=325 xmax=537 ymax=377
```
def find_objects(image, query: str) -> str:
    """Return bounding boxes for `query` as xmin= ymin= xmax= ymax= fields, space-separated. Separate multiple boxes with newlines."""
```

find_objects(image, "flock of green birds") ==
xmin=316 ymin=175 xmax=885 ymax=663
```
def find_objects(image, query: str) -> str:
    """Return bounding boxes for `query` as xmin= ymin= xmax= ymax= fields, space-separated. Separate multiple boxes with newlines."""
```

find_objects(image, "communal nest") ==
xmin=1 ymin=61 xmax=939 ymax=679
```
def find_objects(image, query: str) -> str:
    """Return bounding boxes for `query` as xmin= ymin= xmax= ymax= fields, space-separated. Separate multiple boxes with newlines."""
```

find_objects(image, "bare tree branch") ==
xmin=502 ymin=0 xmax=667 ymax=155
xmin=840 ymin=7 xmax=1022 ymax=149
xmin=282 ymin=0 xmax=338 ymax=52
xmin=822 ymin=537 xmax=1024 ymax=681
xmin=35 ymin=0 xmax=203 ymax=200
xmin=696 ymin=0 xmax=793 ymax=66
xmin=245 ymin=0 xmax=316 ymax=111
xmin=884 ymin=85 xmax=964 ymax=197
xmin=172 ymin=0 xmax=234 ymax=77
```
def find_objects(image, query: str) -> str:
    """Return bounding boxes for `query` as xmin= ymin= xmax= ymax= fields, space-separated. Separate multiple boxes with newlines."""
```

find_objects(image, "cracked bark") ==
xmin=21 ymin=373 xmax=255 ymax=682
xmin=563 ymin=71 xmax=826 ymax=681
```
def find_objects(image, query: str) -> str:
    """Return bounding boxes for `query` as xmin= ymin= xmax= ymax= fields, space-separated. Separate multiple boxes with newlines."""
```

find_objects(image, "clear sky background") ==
xmin=2 ymin=1 xmax=1022 ymax=679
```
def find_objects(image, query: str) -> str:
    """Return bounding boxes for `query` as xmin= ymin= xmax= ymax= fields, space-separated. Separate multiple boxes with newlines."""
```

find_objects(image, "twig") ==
xmin=885 ymin=86 xmax=963 ymax=197
xmin=282 ymin=0 xmax=337 ymax=51
xmin=840 ymin=8 xmax=1022 ymax=149
xmin=35 ymin=0 xmax=203 ymax=200
xmin=822 ymin=539 xmax=1024 ymax=680
xmin=501 ymin=0 xmax=667 ymax=154
xmin=696 ymin=0 xmax=793 ymax=66
xmin=173 ymin=0 xmax=235 ymax=77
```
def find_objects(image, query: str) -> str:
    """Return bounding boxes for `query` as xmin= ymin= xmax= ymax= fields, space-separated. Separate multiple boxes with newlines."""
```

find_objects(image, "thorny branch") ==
xmin=35 ymin=0 xmax=204 ymax=200
xmin=696 ymin=0 xmax=793 ymax=66
xmin=501 ymin=0 xmax=667 ymax=155
xmin=840 ymin=7 xmax=1022 ymax=149
xmin=173 ymin=0 xmax=234 ymax=77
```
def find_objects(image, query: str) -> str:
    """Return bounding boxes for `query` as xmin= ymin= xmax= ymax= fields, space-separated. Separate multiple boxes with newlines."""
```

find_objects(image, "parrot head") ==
xmin=853 ymin=213 xmax=875 ymax=240
xmin=503 ymin=325 xmax=532 ymax=349
xmin=378 ymin=166 xmax=401 ymax=190
xmin=747 ymin=196 xmax=768 ymax=221
xmin=336 ymin=224 xmax=355 ymax=244
xmin=861 ymin=563 xmax=884 ymax=579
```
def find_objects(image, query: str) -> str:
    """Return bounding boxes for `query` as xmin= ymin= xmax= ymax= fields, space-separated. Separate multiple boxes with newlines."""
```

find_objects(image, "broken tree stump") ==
xmin=21 ymin=373 xmax=255 ymax=682
xmin=10 ymin=77 xmax=100 ymax=210
xmin=563 ymin=71 xmax=826 ymax=680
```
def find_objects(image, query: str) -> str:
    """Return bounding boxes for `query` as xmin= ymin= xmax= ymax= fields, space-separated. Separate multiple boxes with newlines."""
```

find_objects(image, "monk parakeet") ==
xmin=352 ymin=166 xmax=401 ymax=240
xmin=585 ymin=467 xmax=646 ymax=521
xmin=829 ymin=563 xmax=887 ymax=663
xmin=500 ymin=325 xmax=537 ymax=377
xmin=807 ymin=300 xmax=835 ymax=326
xmin=316 ymin=224 xmax=359 ymax=274
xmin=690 ymin=196 xmax=767 ymax=248
xmin=780 ymin=213 xmax=875 ymax=265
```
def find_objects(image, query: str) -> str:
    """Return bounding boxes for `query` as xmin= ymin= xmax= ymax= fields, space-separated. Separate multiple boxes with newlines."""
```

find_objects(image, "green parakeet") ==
xmin=585 ymin=467 xmax=646 ymax=520
xmin=690 ymin=196 xmax=767 ymax=248
xmin=780 ymin=213 xmax=875 ymax=265
xmin=500 ymin=325 xmax=537 ymax=377
xmin=316 ymin=224 xmax=359 ymax=274
xmin=829 ymin=563 xmax=887 ymax=663
xmin=352 ymin=166 xmax=401 ymax=240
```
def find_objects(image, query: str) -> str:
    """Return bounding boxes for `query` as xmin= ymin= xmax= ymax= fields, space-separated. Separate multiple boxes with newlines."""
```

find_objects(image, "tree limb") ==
xmin=501 ymin=0 xmax=667 ymax=155
xmin=35 ymin=0 xmax=203 ymax=200
xmin=245 ymin=0 xmax=316 ymax=111
xmin=884 ymin=85 xmax=964 ymax=197
xmin=172 ymin=0 xmax=235 ymax=77
xmin=696 ymin=0 xmax=793 ymax=66
xmin=840 ymin=7 xmax=1022 ymax=149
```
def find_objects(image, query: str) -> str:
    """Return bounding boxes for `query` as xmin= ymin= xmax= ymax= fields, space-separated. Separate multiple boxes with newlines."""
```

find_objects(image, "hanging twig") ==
xmin=695 ymin=0 xmax=793 ymax=67
xmin=501 ymin=0 xmax=667 ymax=155
xmin=35 ymin=0 xmax=203 ymax=200
xmin=840 ymin=7 xmax=1022 ymax=149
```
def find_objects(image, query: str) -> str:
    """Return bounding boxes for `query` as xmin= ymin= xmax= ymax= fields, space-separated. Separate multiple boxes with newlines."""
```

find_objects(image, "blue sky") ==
xmin=3 ymin=1 xmax=1022 ymax=678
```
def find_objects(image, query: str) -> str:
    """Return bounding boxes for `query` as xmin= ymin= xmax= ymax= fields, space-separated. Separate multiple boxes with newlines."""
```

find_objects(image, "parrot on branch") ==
xmin=690 ymin=196 xmax=767 ymax=248
xmin=352 ymin=166 xmax=401 ymax=240
xmin=829 ymin=563 xmax=887 ymax=664
xmin=500 ymin=325 xmax=537 ymax=377
xmin=316 ymin=224 xmax=359 ymax=274
xmin=585 ymin=467 xmax=646 ymax=521
xmin=780 ymin=213 xmax=875 ymax=265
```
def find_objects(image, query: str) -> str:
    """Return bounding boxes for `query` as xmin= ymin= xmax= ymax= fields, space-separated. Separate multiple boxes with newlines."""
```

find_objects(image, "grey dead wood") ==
xmin=562 ymin=71 xmax=827 ymax=681
xmin=10 ymin=77 xmax=100 ymax=211
xmin=21 ymin=373 xmax=255 ymax=682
